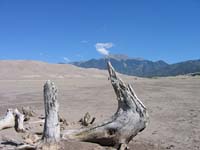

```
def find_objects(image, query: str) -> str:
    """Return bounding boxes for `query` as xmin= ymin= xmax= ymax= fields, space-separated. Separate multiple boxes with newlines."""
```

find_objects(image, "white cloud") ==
xmin=95 ymin=42 xmax=113 ymax=56
xmin=63 ymin=57 xmax=70 ymax=63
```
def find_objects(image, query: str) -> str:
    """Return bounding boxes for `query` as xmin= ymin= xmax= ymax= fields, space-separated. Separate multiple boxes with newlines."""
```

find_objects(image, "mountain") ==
xmin=155 ymin=59 xmax=200 ymax=76
xmin=72 ymin=55 xmax=200 ymax=77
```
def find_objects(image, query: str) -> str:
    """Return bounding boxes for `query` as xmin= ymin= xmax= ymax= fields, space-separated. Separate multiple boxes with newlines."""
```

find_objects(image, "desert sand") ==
xmin=0 ymin=60 xmax=199 ymax=150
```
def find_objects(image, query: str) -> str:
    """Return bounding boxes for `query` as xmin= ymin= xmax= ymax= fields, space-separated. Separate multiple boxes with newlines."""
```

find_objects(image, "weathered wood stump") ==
xmin=14 ymin=108 xmax=25 ymax=132
xmin=0 ymin=109 xmax=15 ymax=130
xmin=62 ymin=61 xmax=149 ymax=149
xmin=0 ymin=108 xmax=25 ymax=132
xmin=42 ymin=80 xmax=60 ymax=143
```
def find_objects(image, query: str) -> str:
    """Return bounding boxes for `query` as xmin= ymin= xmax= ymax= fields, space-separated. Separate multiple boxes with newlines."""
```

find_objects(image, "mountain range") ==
xmin=72 ymin=55 xmax=200 ymax=77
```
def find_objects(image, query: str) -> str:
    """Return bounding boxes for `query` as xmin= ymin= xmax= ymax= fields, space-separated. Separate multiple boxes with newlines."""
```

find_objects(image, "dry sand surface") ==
xmin=0 ymin=60 xmax=199 ymax=150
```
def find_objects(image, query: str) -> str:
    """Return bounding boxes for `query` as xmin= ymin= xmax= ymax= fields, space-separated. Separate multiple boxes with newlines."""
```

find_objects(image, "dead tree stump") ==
xmin=0 ymin=108 xmax=25 ymax=132
xmin=42 ymin=80 xmax=60 ymax=143
xmin=14 ymin=108 xmax=25 ymax=132
xmin=63 ymin=61 xmax=149 ymax=149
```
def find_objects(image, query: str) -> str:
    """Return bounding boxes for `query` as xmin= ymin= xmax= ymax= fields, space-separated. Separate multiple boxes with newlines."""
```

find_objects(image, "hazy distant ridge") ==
xmin=72 ymin=55 xmax=200 ymax=77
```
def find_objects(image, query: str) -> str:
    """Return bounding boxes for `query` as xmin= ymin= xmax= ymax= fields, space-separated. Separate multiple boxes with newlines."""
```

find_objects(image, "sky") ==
xmin=0 ymin=0 xmax=200 ymax=64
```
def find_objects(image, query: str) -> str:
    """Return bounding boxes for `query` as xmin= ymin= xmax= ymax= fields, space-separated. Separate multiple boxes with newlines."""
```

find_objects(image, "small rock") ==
xmin=166 ymin=144 xmax=175 ymax=149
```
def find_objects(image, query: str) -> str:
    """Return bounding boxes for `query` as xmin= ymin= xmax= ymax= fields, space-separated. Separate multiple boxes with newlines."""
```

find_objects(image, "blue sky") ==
xmin=0 ymin=0 xmax=199 ymax=63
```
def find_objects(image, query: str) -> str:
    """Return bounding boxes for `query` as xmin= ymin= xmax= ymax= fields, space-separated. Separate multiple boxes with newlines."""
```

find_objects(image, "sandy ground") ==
xmin=0 ymin=60 xmax=199 ymax=150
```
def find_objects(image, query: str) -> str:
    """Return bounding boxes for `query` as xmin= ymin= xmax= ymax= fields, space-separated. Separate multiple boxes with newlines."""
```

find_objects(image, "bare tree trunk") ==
xmin=42 ymin=80 xmax=60 ymax=143
xmin=62 ymin=61 xmax=149 ymax=149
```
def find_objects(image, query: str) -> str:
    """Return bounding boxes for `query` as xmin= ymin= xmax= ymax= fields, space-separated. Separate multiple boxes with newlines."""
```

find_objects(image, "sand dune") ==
xmin=0 ymin=60 xmax=108 ymax=80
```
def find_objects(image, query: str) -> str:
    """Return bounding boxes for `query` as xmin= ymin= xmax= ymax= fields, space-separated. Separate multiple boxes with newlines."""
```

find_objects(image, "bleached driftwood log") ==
xmin=0 ymin=108 xmax=25 ymax=132
xmin=42 ymin=80 xmax=60 ymax=143
xmin=63 ymin=62 xmax=149 ymax=149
